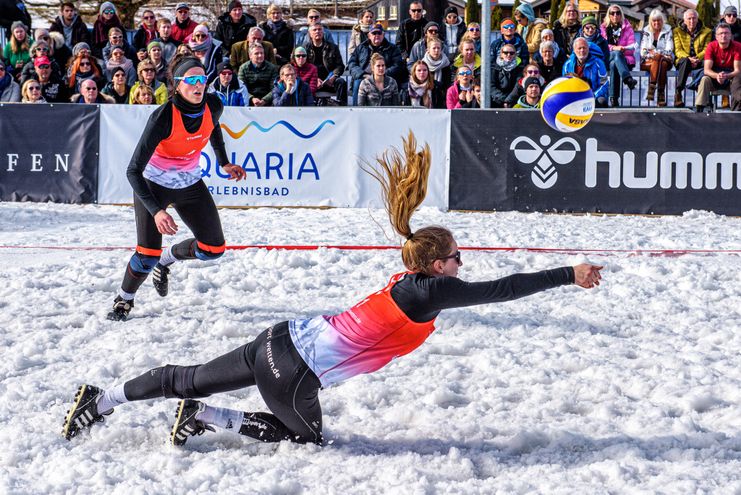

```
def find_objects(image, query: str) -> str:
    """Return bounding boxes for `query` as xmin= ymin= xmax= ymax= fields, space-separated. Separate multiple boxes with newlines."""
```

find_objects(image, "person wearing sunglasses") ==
xmin=132 ymin=9 xmax=158 ymax=52
xmin=462 ymin=23 xmax=482 ymax=54
xmin=93 ymin=2 xmax=124 ymax=58
xmin=258 ymin=4 xmax=294 ymax=66
xmin=70 ymin=78 xmax=114 ymax=104
xmin=213 ymin=0 xmax=257 ymax=59
xmin=504 ymin=63 xmax=543 ymax=107
xmin=671 ymin=9 xmax=711 ymax=108
xmin=303 ymin=22 xmax=348 ymax=105
xmin=552 ymin=2 xmax=581 ymax=57
xmin=719 ymin=6 xmax=741 ymax=43
xmin=0 ymin=60 xmax=21 ymax=102
xmin=441 ymin=7 xmax=466 ymax=62
xmin=171 ymin=2 xmax=198 ymax=43
xmin=577 ymin=16 xmax=609 ymax=68
xmin=19 ymin=41 xmax=61 ymax=84
xmin=290 ymin=45 xmax=318 ymax=95
xmin=600 ymin=5 xmax=637 ymax=108
xmin=20 ymin=78 xmax=44 ymax=103
xmin=186 ymin=24 xmax=224 ymax=85
xmin=514 ymin=2 xmax=548 ymax=57
xmin=639 ymin=8 xmax=674 ymax=106
xmin=129 ymin=58 xmax=168 ymax=104
xmin=207 ymin=60 xmax=248 ymax=106
xmin=28 ymin=55 xmax=69 ymax=102
xmin=491 ymin=42 xmax=524 ymax=108
xmin=295 ymin=9 xmax=336 ymax=47
xmin=491 ymin=18 xmax=529 ymax=65
xmin=104 ymin=45 xmax=136 ymax=86
xmin=66 ymin=53 xmax=104 ymax=94
xmin=396 ymin=1 xmax=428 ymax=61
xmin=102 ymin=27 xmax=137 ymax=63
xmin=102 ymin=55 xmax=245 ymax=322
xmin=349 ymin=9 xmax=374 ymax=57
xmin=50 ymin=2 xmax=92 ymax=51
xmin=562 ymin=37 xmax=609 ymax=108
xmin=447 ymin=66 xmax=474 ymax=108
xmin=406 ymin=21 xmax=441 ymax=71
xmin=63 ymin=133 xmax=603 ymax=449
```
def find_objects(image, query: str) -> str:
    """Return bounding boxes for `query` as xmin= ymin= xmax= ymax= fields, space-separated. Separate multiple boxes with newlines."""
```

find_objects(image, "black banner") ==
xmin=0 ymin=104 xmax=99 ymax=203
xmin=450 ymin=110 xmax=741 ymax=215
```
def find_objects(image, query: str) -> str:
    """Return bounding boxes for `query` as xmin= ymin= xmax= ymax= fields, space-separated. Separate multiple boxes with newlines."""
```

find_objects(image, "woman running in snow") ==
xmin=107 ymin=54 xmax=246 ymax=321
xmin=66 ymin=133 xmax=603 ymax=445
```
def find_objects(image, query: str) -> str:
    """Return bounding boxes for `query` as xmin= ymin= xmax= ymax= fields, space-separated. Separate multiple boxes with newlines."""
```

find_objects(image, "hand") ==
xmin=15 ymin=60 xmax=24 ymax=68
xmin=573 ymin=264 xmax=604 ymax=289
xmin=458 ymin=89 xmax=467 ymax=101
xmin=251 ymin=97 xmax=265 ymax=106
xmin=222 ymin=163 xmax=246 ymax=181
xmin=317 ymin=78 xmax=324 ymax=87
xmin=154 ymin=210 xmax=178 ymax=235
xmin=465 ymin=91 xmax=473 ymax=102
xmin=285 ymin=80 xmax=294 ymax=92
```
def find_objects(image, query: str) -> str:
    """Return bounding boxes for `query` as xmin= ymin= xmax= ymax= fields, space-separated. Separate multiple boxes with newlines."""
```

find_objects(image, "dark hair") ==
xmin=60 ymin=2 xmax=75 ymax=11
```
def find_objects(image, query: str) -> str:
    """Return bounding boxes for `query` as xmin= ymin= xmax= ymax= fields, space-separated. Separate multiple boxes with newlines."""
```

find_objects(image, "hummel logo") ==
xmin=510 ymin=135 xmax=580 ymax=189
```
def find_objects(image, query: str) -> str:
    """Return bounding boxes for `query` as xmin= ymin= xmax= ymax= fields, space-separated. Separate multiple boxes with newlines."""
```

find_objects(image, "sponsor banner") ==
xmin=0 ymin=104 xmax=99 ymax=203
xmin=450 ymin=110 xmax=741 ymax=215
xmin=98 ymin=106 xmax=450 ymax=208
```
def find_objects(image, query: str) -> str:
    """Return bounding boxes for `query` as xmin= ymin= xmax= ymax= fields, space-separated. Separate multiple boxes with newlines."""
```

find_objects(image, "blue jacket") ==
xmin=490 ymin=33 xmax=529 ymax=65
xmin=272 ymin=78 xmax=314 ymax=107
xmin=562 ymin=42 xmax=608 ymax=100
xmin=208 ymin=78 xmax=249 ymax=106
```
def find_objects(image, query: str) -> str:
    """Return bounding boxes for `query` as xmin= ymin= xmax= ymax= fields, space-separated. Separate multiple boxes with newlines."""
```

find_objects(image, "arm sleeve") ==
xmin=207 ymin=95 xmax=230 ymax=167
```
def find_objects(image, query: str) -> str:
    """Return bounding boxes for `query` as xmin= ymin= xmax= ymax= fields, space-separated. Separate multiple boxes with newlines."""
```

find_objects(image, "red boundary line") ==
xmin=0 ymin=244 xmax=739 ymax=256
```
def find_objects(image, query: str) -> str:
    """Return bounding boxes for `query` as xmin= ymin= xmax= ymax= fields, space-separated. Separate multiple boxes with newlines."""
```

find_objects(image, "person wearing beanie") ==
xmin=720 ymin=6 xmax=741 ymax=43
xmin=50 ymin=2 xmax=92 ymax=50
xmin=172 ymin=2 xmax=199 ymax=43
xmin=513 ymin=75 xmax=542 ymax=108
xmin=207 ymin=60 xmax=249 ymax=106
xmin=396 ymin=0 xmax=428 ymax=60
xmin=187 ymin=24 xmax=224 ymax=84
xmin=133 ymin=9 xmax=158 ymax=52
xmin=146 ymin=41 xmax=168 ymax=82
xmin=0 ymin=59 xmax=21 ymax=102
xmin=514 ymin=2 xmax=548 ymax=56
xmin=93 ymin=1 xmax=124 ymax=58
xmin=441 ymin=6 xmax=465 ymax=62
xmin=99 ymin=55 xmax=246 ymax=323
xmin=406 ymin=21 xmax=441 ymax=71
xmin=504 ymin=62 xmax=544 ymax=106
xmin=258 ymin=4 xmax=295 ymax=66
xmin=290 ymin=45 xmax=318 ymax=95
xmin=577 ymin=14 xmax=609 ymax=67
xmin=491 ymin=18 xmax=529 ymax=64
xmin=214 ymin=0 xmax=257 ymax=57
xmin=3 ymin=20 xmax=31 ymax=79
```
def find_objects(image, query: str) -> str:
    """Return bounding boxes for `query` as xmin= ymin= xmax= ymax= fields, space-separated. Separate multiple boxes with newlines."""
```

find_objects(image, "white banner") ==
xmin=98 ymin=106 xmax=450 ymax=208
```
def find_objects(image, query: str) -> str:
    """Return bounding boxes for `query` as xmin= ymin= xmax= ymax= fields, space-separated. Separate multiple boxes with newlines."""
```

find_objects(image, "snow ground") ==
xmin=0 ymin=202 xmax=740 ymax=494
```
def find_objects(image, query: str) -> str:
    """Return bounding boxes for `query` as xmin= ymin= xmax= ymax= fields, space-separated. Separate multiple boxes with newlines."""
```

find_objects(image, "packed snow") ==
xmin=0 ymin=202 xmax=739 ymax=494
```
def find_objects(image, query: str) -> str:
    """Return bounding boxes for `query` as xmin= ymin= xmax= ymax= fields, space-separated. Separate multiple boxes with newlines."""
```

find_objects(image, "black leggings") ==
xmin=123 ymin=322 xmax=323 ymax=444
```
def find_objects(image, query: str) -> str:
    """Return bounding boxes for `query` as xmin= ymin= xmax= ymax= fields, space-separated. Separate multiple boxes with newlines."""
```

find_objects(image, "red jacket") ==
xmin=171 ymin=18 xmax=198 ymax=43
xmin=292 ymin=62 xmax=318 ymax=95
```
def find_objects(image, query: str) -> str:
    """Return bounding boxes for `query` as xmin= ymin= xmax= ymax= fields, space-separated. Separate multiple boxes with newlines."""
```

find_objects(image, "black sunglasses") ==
xmin=437 ymin=251 xmax=461 ymax=264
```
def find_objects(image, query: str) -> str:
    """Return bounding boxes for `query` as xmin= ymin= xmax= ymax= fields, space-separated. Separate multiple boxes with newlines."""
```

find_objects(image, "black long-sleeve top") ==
xmin=126 ymin=93 xmax=229 ymax=216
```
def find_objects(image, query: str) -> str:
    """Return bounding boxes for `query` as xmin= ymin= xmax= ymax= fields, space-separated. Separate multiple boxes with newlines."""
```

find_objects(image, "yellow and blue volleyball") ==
xmin=540 ymin=77 xmax=595 ymax=133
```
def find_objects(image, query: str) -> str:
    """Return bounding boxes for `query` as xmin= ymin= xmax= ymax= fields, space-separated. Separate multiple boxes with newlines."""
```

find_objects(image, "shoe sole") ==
xmin=171 ymin=399 xmax=188 ymax=446
xmin=62 ymin=385 xmax=93 ymax=440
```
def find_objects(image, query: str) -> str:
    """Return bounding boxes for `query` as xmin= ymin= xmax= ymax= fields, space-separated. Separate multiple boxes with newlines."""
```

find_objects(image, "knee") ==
xmin=195 ymin=241 xmax=225 ymax=261
xmin=129 ymin=252 xmax=160 ymax=274
xmin=160 ymin=364 xmax=208 ymax=399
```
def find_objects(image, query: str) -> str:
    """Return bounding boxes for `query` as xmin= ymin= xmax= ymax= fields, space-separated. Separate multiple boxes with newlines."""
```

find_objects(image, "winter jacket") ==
xmin=272 ymin=78 xmax=314 ymax=107
xmin=490 ymin=58 xmax=524 ymax=106
xmin=673 ymin=20 xmax=712 ymax=63
xmin=133 ymin=24 xmax=158 ymax=52
xmin=49 ymin=14 xmax=91 ymax=49
xmin=303 ymin=40 xmax=345 ymax=80
xmin=214 ymin=12 xmax=257 ymax=56
xmin=407 ymin=38 xmax=430 ymax=70
xmin=515 ymin=3 xmax=548 ymax=57
xmin=70 ymin=92 xmax=115 ymax=104
xmin=229 ymin=40 xmax=276 ymax=69
xmin=0 ymin=0 xmax=32 ymax=34
xmin=441 ymin=17 xmax=466 ymax=60
xmin=295 ymin=25 xmax=336 ymax=47
xmin=0 ymin=75 xmax=20 ymax=102
xmin=128 ymin=80 xmax=168 ymax=104
xmin=196 ymin=39 xmax=227 ymax=84
xmin=208 ymin=78 xmax=249 ymax=106
xmin=552 ymin=20 xmax=581 ymax=57
xmin=451 ymin=53 xmax=482 ymax=83
xmin=293 ymin=62 xmax=318 ymax=94
xmin=491 ymin=33 xmax=529 ymax=65
xmin=396 ymin=17 xmax=428 ymax=59
xmin=349 ymin=24 xmax=371 ymax=56
xmin=577 ymin=28 xmax=610 ymax=67
xmin=38 ymin=75 xmax=70 ymax=103
xmin=238 ymin=60 xmax=279 ymax=104
xmin=446 ymin=83 xmax=473 ymax=109
xmin=171 ymin=18 xmax=198 ymax=43
xmin=399 ymin=80 xmax=446 ymax=108
xmin=348 ymin=38 xmax=405 ymax=84
xmin=102 ymin=41 xmax=137 ymax=64
xmin=601 ymin=19 xmax=637 ymax=67
xmin=562 ymin=42 xmax=608 ymax=100
xmin=513 ymin=94 xmax=540 ymax=108
xmin=505 ymin=72 xmax=545 ymax=107
xmin=259 ymin=20 xmax=295 ymax=66
xmin=100 ymin=81 xmax=130 ymax=103
xmin=357 ymin=75 xmax=400 ymax=106
xmin=2 ymin=42 xmax=31 ymax=70
xmin=639 ymin=23 xmax=674 ymax=64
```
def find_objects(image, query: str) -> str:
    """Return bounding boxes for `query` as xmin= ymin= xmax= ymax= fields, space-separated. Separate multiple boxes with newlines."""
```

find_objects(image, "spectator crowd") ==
xmin=1 ymin=0 xmax=740 ymax=111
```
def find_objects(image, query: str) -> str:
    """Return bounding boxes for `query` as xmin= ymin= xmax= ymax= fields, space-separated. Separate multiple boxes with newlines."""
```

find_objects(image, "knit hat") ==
xmin=73 ymin=42 xmax=91 ymax=57
xmin=99 ymin=2 xmax=116 ymax=15
xmin=293 ymin=46 xmax=307 ymax=56
xmin=524 ymin=76 xmax=542 ymax=89
xmin=445 ymin=6 xmax=458 ymax=16
xmin=501 ymin=18 xmax=515 ymax=29
xmin=724 ymin=6 xmax=738 ymax=15
xmin=216 ymin=60 xmax=233 ymax=73
xmin=581 ymin=15 xmax=597 ymax=27
xmin=34 ymin=56 xmax=51 ymax=67
xmin=424 ymin=21 xmax=440 ymax=33
xmin=147 ymin=41 xmax=163 ymax=52
xmin=228 ymin=1 xmax=242 ymax=11
xmin=10 ymin=20 xmax=27 ymax=33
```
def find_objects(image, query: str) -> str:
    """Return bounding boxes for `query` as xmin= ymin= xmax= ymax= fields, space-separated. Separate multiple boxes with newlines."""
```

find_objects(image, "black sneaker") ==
xmin=170 ymin=399 xmax=213 ymax=446
xmin=152 ymin=263 xmax=170 ymax=297
xmin=62 ymin=385 xmax=111 ymax=440
xmin=107 ymin=296 xmax=133 ymax=321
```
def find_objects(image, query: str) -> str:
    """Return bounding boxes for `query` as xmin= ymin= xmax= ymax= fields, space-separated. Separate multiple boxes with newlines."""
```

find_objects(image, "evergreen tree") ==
xmin=466 ymin=0 xmax=480 ymax=24
xmin=549 ymin=0 xmax=560 ymax=26
xmin=697 ymin=0 xmax=714 ymax=27
xmin=556 ymin=0 xmax=568 ymax=23
xmin=491 ymin=5 xmax=503 ymax=29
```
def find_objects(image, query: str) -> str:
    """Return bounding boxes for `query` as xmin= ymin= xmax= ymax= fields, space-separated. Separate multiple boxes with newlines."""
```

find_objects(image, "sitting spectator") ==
xmin=563 ymin=37 xmax=608 ymax=107
xmin=396 ymin=1 xmax=428 ymax=62
xmin=0 ymin=60 xmax=21 ymax=102
xmin=208 ymin=61 xmax=248 ymax=106
xmin=421 ymin=38 xmax=452 ymax=90
xmin=672 ymin=9 xmax=711 ymax=107
xmin=452 ymin=39 xmax=481 ymax=82
xmin=133 ymin=10 xmax=158 ymax=52
xmin=30 ymin=55 xmax=69 ymax=102
xmin=72 ymin=42 xmax=104 ymax=72
xmin=188 ymin=25 xmax=225 ymax=84
xmin=461 ymin=79 xmax=482 ymax=107
xmin=147 ymin=41 xmax=168 ymax=82
xmin=491 ymin=18 xmax=529 ymax=64
xmin=601 ymin=5 xmax=637 ymax=107
xmin=505 ymin=63 xmax=544 ymax=106
xmin=303 ymin=22 xmax=347 ymax=105
xmin=639 ymin=8 xmax=674 ymax=106
xmin=533 ymin=41 xmax=563 ymax=85
xmin=238 ymin=42 xmax=279 ymax=107
xmin=349 ymin=9 xmax=374 ymax=57
xmin=71 ymin=78 xmax=114 ymax=103
xmin=92 ymin=2 xmax=124 ymax=58
xmin=578 ymin=16 xmax=608 ymax=66
xmin=291 ymin=46 xmax=317 ymax=95
xmin=514 ymin=2 xmax=547 ymax=57
xmin=230 ymin=27 xmax=276 ymax=69
xmin=446 ymin=65 xmax=474 ymax=109
xmin=259 ymin=4 xmax=294 ymax=66
xmin=464 ymin=23 xmax=482 ymax=54
xmin=21 ymin=79 xmax=45 ymax=103
xmin=695 ymin=23 xmax=741 ymax=112
xmin=129 ymin=58 xmax=168 ymax=104
xmin=102 ymin=27 xmax=137 ymax=63
xmin=20 ymin=41 xmax=62 ymax=84
xmin=105 ymin=46 xmax=136 ymax=85
xmin=441 ymin=7 xmax=466 ymax=61
xmin=491 ymin=43 xmax=524 ymax=107
xmin=357 ymin=53 xmax=400 ymax=106
xmin=400 ymin=60 xmax=445 ymax=108
xmin=176 ymin=44 xmax=193 ymax=57
xmin=295 ymin=9 xmax=336 ymax=47
xmin=130 ymin=83 xmax=155 ymax=104
xmin=720 ymin=6 xmax=741 ymax=43
xmin=36 ymin=30 xmax=72 ymax=77
xmin=347 ymin=23 xmax=405 ymax=103
xmin=539 ymin=29 xmax=567 ymax=66
xmin=407 ymin=22 xmax=440 ymax=71
xmin=215 ymin=0 xmax=256 ymax=58
xmin=272 ymin=64 xmax=314 ymax=106
xmin=553 ymin=2 xmax=581 ymax=58
xmin=101 ymin=66 xmax=131 ymax=103
xmin=3 ymin=21 xmax=31 ymax=82
xmin=49 ymin=2 xmax=91 ymax=51
xmin=67 ymin=53 xmax=106 ymax=94
xmin=171 ymin=3 xmax=198 ymax=43
xmin=154 ymin=18 xmax=181 ymax=63
xmin=513 ymin=76 xmax=542 ymax=108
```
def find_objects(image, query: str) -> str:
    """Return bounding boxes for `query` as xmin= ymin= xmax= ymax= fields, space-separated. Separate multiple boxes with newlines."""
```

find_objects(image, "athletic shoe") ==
xmin=107 ymin=296 xmax=133 ymax=321
xmin=170 ymin=399 xmax=213 ymax=446
xmin=152 ymin=263 xmax=170 ymax=297
xmin=62 ymin=384 xmax=111 ymax=440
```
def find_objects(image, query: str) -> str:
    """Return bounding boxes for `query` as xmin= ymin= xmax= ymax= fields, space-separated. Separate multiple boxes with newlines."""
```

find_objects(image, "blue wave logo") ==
xmin=221 ymin=119 xmax=335 ymax=140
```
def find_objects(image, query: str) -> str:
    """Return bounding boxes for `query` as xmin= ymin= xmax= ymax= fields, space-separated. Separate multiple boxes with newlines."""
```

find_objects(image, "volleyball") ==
xmin=540 ymin=77 xmax=595 ymax=133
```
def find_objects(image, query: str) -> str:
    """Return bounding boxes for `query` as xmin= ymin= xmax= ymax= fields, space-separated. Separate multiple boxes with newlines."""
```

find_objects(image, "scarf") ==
xmin=140 ymin=23 xmax=157 ymax=46
xmin=407 ymin=78 xmax=431 ymax=108
xmin=106 ymin=56 xmax=133 ymax=73
xmin=422 ymin=52 xmax=450 ymax=83
xmin=93 ymin=14 xmax=122 ymax=46
xmin=267 ymin=19 xmax=286 ymax=35
xmin=496 ymin=55 xmax=518 ymax=71
xmin=172 ymin=90 xmax=205 ymax=117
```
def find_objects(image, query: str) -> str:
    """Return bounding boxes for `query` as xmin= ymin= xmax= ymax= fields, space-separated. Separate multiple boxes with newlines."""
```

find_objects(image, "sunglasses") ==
xmin=437 ymin=251 xmax=462 ymax=264
xmin=176 ymin=74 xmax=207 ymax=85
xmin=502 ymin=24 xmax=515 ymax=29
xmin=141 ymin=68 xmax=155 ymax=72
xmin=80 ymin=61 xmax=91 ymax=66
xmin=609 ymin=11 xmax=621 ymax=15
xmin=308 ymin=15 xmax=319 ymax=19
xmin=37 ymin=47 xmax=50 ymax=52
xmin=110 ymin=35 xmax=123 ymax=40
xmin=29 ymin=86 xmax=41 ymax=90
xmin=103 ymin=9 xmax=115 ymax=15
xmin=143 ymin=15 xmax=155 ymax=20
xmin=220 ymin=70 xmax=233 ymax=75
xmin=294 ymin=53 xmax=307 ymax=58
xmin=726 ymin=13 xmax=738 ymax=17
xmin=84 ymin=86 xmax=97 ymax=91
xmin=410 ymin=9 xmax=422 ymax=12
xmin=526 ymin=69 xmax=540 ymax=74
xmin=37 ymin=64 xmax=51 ymax=69
xmin=428 ymin=29 xmax=438 ymax=33
xmin=502 ymin=50 xmax=516 ymax=55
xmin=469 ymin=27 xmax=480 ymax=31
xmin=458 ymin=70 xmax=472 ymax=76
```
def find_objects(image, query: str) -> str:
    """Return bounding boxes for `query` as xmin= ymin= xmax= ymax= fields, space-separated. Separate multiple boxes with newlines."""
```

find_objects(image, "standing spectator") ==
xmin=639 ymin=8 xmax=674 ymax=107
xmin=303 ymin=22 xmax=346 ymax=105
xmin=672 ymin=9 xmax=711 ymax=107
xmin=133 ymin=10 xmax=158 ymax=52
xmin=67 ymin=53 xmax=105 ymax=94
xmin=208 ymin=61 xmax=248 ymax=106
xmin=272 ymin=63 xmax=314 ymax=106
xmin=441 ymin=7 xmax=466 ymax=61
xmin=349 ymin=9 xmax=374 ymax=57
xmin=0 ymin=60 xmax=20 ymax=101
xmin=563 ymin=38 xmax=608 ymax=107
xmin=491 ymin=18 xmax=529 ymax=64
xmin=601 ymin=5 xmax=637 ymax=107
xmin=21 ymin=78 xmax=45 ymax=102
xmin=513 ymin=76 xmax=542 ymax=108
xmin=694 ymin=23 xmax=741 ymax=112
xmin=49 ymin=2 xmax=91 ymax=51
xmin=357 ymin=53 xmax=400 ymax=106
xmin=464 ymin=22 xmax=482 ymax=54
xmin=534 ymin=40 xmax=563 ymax=85
xmin=578 ymin=16 xmax=608 ymax=66
xmin=291 ymin=46 xmax=317 ymax=95
xmin=238 ymin=42 xmax=279 ymax=107
xmin=446 ymin=65 xmax=474 ymax=109
xmin=0 ymin=0 xmax=31 ymax=40
xmin=453 ymin=39 xmax=481 ymax=82
xmin=259 ymin=4 xmax=294 ymax=66
xmin=2 ymin=21 xmax=31 ymax=82
xmin=101 ymin=66 xmax=131 ymax=103
xmin=720 ymin=6 xmax=741 ymax=43
xmin=130 ymin=83 xmax=155 ymax=104
xmin=71 ymin=78 xmax=114 ymax=104
xmin=553 ymin=2 xmax=581 ymax=58
xmin=154 ymin=18 xmax=181 ymax=64
xmin=147 ymin=41 xmax=168 ymax=82
xmin=396 ymin=1 xmax=428 ymax=61
xmin=491 ymin=44 xmax=524 ymax=107
xmin=93 ymin=2 xmax=124 ymax=58
xmin=188 ymin=24 xmax=225 ymax=84
xmin=347 ymin=23 xmax=405 ymax=103
xmin=421 ymin=38 xmax=451 ymax=90
xmin=230 ymin=27 xmax=276 ymax=68
xmin=505 ymin=63 xmax=543 ymax=106
xmin=295 ymin=9 xmax=335 ymax=47
xmin=400 ymin=60 xmax=445 ymax=108
xmin=514 ymin=2 xmax=547 ymax=57
xmin=171 ymin=3 xmax=198 ymax=43
xmin=31 ymin=55 xmax=69 ymax=102
xmin=129 ymin=58 xmax=168 ymax=104
xmin=103 ymin=27 xmax=137 ymax=62
xmin=407 ymin=22 xmax=440 ymax=70
xmin=214 ymin=0 xmax=256 ymax=58
xmin=105 ymin=45 xmax=136 ymax=85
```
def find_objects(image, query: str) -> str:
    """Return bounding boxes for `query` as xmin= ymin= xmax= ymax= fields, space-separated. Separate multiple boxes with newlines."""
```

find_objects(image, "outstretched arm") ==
xmin=572 ymin=263 xmax=603 ymax=289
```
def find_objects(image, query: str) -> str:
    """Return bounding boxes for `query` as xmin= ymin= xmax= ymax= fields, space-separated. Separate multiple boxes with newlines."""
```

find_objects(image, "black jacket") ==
xmin=396 ymin=17 xmax=428 ymax=59
xmin=399 ymin=80 xmax=446 ymax=108
xmin=259 ymin=20 xmax=294 ymax=66
xmin=214 ymin=12 xmax=257 ymax=56
xmin=348 ymin=38 xmax=405 ymax=84
xmin=490 ymin=62 xmax=524 ymax=107
xmin=49 ymin=15 xmax=91 ymax=48
xmin=303 ymin=40 xmax=345 ymax=79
